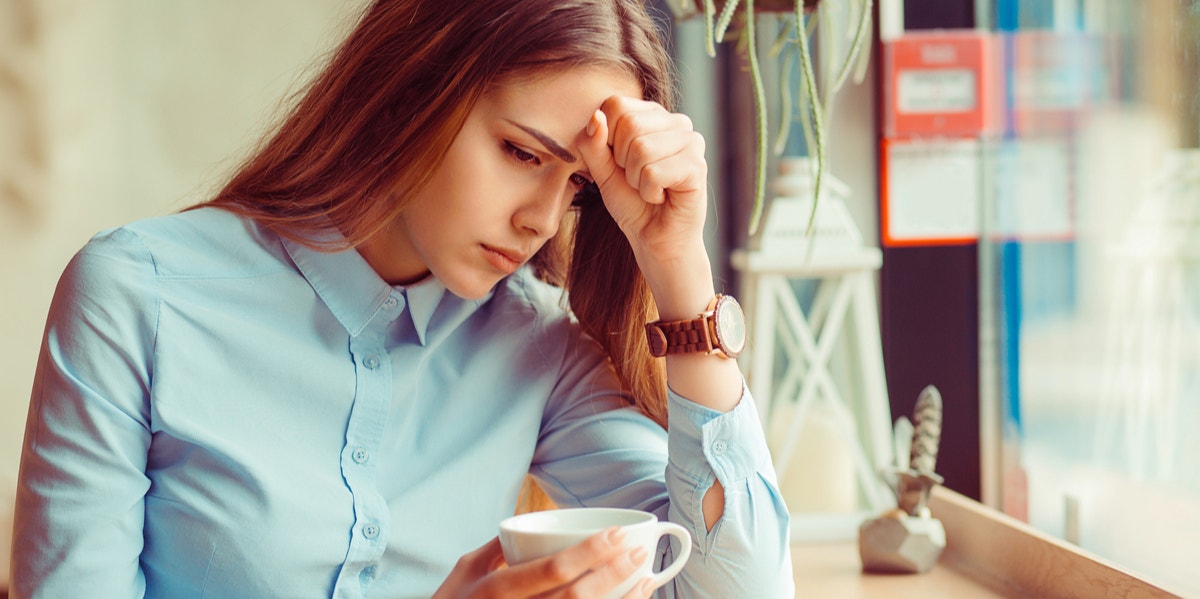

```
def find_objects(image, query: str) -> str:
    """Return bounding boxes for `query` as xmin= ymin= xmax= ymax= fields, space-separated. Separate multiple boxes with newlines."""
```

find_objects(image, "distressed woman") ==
xmin=11 ymin=0 xmax=793 ymax=597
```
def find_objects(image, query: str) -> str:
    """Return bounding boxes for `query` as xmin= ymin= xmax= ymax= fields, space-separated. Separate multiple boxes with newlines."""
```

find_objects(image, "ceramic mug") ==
xmin=498 ymin=507 xmax=692 ymax=598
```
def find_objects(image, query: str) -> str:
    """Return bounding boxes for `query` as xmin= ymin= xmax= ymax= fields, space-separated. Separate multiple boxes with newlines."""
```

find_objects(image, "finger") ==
xmin=620 ymin=128 xmax=692 ymax=189
xmin=578 ymin=110 xmax=621 ymax=195
xmin=433 ymin=537 xmax=507 ymax=599
xmin=456 ymin=537 xmax=507 ymax=578
xmin=621 ymin=577 xmax=656 ymax=599
xmin=599 ymin=94 xmax=670 ymax=144
xmin=608 ymin=107 xmax=693 ymax=170
xmin=500 ymin=527 xmax=629 ymax=596
xmin=473 ymin=537 xmax=507 ymax=573
xmin=638 ymin=149 xmax=707 ymax=204
xmin=577 ymin=110 xmax=643 ymax=220
xmin=623 ymin=132 xmax=706 ymax=204
xmin=544 ymin=544 xmax=648 ymax=599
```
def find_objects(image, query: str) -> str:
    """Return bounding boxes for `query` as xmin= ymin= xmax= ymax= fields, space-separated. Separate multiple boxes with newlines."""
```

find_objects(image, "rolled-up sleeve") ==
xmin=530 ymin=328 xmax=794 ymax=599
xmin=663 ymin=385 xmax=795 ymax=599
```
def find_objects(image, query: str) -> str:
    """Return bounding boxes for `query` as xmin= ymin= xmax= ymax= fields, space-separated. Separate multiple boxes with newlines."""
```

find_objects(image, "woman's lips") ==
xmin=481 ymin=244 xmax=524 ymax=274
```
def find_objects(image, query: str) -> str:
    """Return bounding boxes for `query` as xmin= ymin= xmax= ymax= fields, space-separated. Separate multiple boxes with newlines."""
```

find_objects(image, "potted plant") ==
xmin=667 ymin=0 xmax=874 ymax=236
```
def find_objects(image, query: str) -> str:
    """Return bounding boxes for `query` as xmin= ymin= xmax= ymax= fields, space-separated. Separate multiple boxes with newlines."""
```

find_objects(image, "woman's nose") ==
xmin=511 ymin=186 xmax=565 ymax=239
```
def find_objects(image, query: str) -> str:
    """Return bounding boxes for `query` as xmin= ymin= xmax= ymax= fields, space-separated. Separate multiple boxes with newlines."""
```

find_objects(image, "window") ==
xmin=979 ymin=2 xmax=1200 ymax=595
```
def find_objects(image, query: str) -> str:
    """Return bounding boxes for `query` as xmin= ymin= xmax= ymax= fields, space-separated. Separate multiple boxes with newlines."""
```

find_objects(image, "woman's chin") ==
xmin=441 ymin=276 xmax=501 ymax=301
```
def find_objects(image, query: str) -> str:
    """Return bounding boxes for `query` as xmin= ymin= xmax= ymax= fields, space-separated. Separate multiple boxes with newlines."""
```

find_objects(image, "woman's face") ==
xmin=359 ymin=67 xmax=641 ymax=299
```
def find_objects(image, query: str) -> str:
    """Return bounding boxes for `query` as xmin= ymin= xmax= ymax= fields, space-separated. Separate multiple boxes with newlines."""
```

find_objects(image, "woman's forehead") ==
xmin=489 ymin=65 xmax=643 ymax=98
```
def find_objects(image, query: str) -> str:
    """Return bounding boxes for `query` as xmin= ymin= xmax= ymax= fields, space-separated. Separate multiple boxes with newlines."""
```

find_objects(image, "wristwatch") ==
xmin=645 ymin=294 xmax=747 ymax=359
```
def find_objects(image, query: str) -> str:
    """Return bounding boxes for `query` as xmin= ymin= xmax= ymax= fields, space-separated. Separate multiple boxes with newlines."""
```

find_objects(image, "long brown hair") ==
xmin=198 ymin=0 xmax=675 ymax=509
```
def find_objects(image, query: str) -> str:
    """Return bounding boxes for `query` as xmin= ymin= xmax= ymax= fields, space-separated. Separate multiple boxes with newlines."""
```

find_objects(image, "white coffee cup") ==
xmin=499 ymin=507 xmax=692 ymax=598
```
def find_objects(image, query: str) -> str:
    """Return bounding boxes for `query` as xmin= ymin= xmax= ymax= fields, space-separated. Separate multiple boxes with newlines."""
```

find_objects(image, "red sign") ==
xmin=884 ymin=30 xmax=1000 ymax=139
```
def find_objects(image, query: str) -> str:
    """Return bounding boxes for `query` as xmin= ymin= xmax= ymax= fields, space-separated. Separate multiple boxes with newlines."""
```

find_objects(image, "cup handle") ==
xmin=648 ymin=522 xmax=693 ymax=589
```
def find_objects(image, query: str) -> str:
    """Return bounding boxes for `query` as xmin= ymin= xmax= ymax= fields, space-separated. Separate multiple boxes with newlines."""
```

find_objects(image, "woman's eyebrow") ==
xmin=506 ymin=120 xmax=577 ymax=164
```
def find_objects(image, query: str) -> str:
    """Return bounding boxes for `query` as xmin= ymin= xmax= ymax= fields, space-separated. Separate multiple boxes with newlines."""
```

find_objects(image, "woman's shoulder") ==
xmin=487 ymin=268 xmax=578 ymax=346
xmin=491 ymin=267 xmax=613 ymax=362
xmin=85 ymin=206 xmax=290 ymax=280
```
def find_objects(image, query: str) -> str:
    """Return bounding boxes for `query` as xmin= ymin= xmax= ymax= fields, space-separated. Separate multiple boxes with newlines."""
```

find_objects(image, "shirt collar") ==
xmin=404 ymin=276 xmax=496 ymax=347
xmin=280 ymin=226 xmax=485 ymax=345
xmin=282 ymin=231 xmax=394 ymax=338
xmin=398 ymin=273 xmax=445 ymax=345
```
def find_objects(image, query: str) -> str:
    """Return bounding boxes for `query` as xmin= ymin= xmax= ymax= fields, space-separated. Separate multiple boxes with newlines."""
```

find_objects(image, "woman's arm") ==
xmin=576 ymin=96 xmax=794 ymax=597
xmin=528 ymin=332 xmax=794 ymax=598
xmin=11 ymin=229 xmax=156 ymax=598
xmin=577 ymin=96 xmax=746 ymax=526
xmin=577 ymin=96 xmax=741 ymax=407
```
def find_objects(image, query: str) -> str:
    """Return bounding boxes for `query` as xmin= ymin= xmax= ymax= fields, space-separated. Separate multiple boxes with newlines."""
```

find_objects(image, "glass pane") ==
xmin=980 ymin=1 xmax=1200 ymax=595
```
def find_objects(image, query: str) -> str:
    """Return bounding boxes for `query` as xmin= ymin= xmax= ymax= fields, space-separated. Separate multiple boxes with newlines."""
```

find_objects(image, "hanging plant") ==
xmin=669 ymin=0 xmax=874 ymax=237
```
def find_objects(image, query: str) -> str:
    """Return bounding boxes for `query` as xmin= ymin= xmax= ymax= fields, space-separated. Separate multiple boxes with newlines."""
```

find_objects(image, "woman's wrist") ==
xmin=633 ymin=242 xmax=717 ymax=321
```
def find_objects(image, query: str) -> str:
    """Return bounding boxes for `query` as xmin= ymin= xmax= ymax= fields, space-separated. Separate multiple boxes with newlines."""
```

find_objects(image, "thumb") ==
xmin=577 ymin=110 xmax=617 ymax=190
xmin=577 ymin=110 xmax=641 ymax=218
xmin=470 ymin=537 xmax=508 ymax=572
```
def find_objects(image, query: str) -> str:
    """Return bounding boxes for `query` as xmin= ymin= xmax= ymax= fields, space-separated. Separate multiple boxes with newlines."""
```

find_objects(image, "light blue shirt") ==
xmin=11 ymin=207 xmax=793 ymax=598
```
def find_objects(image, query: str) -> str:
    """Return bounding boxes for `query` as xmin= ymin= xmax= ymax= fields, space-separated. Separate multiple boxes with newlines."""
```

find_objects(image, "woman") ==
xmin=11 ymin=0 xmax=794 ymax=597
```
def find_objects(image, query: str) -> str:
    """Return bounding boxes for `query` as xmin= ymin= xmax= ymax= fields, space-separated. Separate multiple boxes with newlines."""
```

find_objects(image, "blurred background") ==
xmin=2 ymin=0 xmax=1198 ymax=595
xmin=974 ymin=2 xmax=1200 ymax=594
xmin=0 ymin=1 xmax=361 ymax=584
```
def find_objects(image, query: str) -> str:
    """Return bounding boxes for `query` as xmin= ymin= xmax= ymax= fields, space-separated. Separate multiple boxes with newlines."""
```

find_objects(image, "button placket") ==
xmin=336 ymin=313 xmax=393 ymax=592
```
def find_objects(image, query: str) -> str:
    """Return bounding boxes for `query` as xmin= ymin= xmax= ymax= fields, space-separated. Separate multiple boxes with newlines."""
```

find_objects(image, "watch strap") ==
xmin=645 ymin=316 xmax=712 ymax=357
xmin=645 ymin=295 xmax=725 ymax=358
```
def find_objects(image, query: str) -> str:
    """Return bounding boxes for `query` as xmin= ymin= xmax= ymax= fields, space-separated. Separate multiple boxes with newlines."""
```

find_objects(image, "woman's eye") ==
xmin=568 ymin=173 xmax=592 ymax=188
xmin=505 ymin=142 xmax=539 ymax=165
xmin=571 ymin=181 xmax=600 ymax=208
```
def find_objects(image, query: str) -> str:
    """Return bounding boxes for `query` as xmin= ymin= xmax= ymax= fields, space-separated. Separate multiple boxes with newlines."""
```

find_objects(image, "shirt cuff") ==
xmin=666 ymin=382 xmax=771 ymax=488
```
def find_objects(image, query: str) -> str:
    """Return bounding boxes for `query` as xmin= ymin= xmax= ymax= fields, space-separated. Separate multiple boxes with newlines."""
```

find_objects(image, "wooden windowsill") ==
xmin=791 ymin=486 xmax=1183 ymax=598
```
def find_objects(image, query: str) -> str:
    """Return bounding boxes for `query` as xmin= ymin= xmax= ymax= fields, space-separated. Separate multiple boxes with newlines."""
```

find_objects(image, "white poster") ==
xmin=885 ymin=137 xmax=981 ymax=244
xmin=989 ymin=138 xmax=1074 ymax=239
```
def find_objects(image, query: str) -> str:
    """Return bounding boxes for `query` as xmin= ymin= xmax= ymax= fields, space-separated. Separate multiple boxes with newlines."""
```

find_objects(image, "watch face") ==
xmin=714 ymin=295 xmax=747 ymax=358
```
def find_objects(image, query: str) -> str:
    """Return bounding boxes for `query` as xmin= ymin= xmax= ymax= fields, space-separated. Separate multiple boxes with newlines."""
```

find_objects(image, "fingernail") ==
xmin=630 ymin=546 xmax=648 ymax=563
xmin=640 ymin=577 xmax=656 ymax=594
xmin=586 ymin=111 xmax=600 ymax=137
xmin=607 ymin=526 xmax=626 ymax=544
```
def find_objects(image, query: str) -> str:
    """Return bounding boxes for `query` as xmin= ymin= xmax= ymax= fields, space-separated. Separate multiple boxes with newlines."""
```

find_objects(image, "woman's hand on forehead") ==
xmin=576 ymin=95 xmax=709 ymax=266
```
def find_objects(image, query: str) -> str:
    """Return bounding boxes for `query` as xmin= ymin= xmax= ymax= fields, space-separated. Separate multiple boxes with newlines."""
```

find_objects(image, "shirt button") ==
xmin=712 ymin=440 xmax=728 ymax=456
xmin=363 ymin=355 xmax=381 ymax=370
xmin=362 ymin=523 xmax=381 ymax=539
xmin=352 ymin=447 xmax=370 ymax=464
xmin=383 ymin=296 xmax=398 ymax=310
